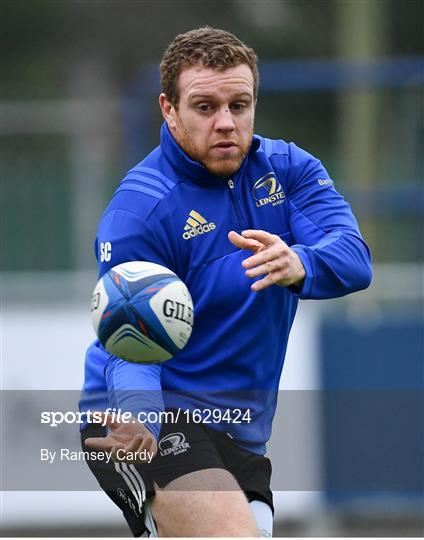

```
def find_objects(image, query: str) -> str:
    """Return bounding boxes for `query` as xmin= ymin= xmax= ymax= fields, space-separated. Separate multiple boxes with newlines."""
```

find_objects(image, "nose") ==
xmin=214 ymin=107 xmax=235 ymax=132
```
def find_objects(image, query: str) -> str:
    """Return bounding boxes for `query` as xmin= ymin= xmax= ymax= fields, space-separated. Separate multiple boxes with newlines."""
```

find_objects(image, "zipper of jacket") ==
xmin=227 ymin=178 xmax=245 ymax=230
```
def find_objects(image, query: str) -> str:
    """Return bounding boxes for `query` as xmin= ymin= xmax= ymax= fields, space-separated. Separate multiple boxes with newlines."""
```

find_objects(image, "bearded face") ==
xmin=161 ymin=64 xmax=255 ymax=177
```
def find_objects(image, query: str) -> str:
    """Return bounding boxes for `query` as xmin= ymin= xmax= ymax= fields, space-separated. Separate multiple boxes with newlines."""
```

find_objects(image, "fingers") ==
xmin=112 ymin=433 xmax=157 ymax=464
xmin=245 ymin=257 xmax=288 ymax=280
xmin=228 ymin=230 xmax=285 ymax=259
xmin=240 ymin=232 xmax=290 ymax=290
xmin=241 ymin=229 xmax=278 ymax=246
xmin=110 ymin=435 xmax=137 ymax=462
xmin=84 ymin=435 xmax=114 ymax=451
xmin=228 ymin=231 xmax=263 ymax=252
xmin=229 ymin=229 xmax=305 ymax=292
xmin=84 ymin=412 xmax=158 ymax=463
xmin=249 ymin=251 xmax=306 ymax=291
xmin=251 ymin=269 xmax=289 ymax=292
xmin=243 ymin=242 xmax=289 ymax=271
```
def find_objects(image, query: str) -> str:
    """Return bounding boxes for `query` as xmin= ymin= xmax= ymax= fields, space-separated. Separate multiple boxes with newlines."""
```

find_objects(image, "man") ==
xmin=80 ymin=27 xmax=372 ymax=537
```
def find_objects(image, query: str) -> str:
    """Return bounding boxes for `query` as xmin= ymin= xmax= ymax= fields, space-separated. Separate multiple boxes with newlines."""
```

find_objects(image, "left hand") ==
xmin=228 ymin=229 xmax=305 ymax=292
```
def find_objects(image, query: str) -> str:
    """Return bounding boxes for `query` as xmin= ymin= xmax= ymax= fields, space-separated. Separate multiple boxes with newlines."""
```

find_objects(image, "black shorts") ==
xmin=81 ymin=409 xmax=273 ymax=536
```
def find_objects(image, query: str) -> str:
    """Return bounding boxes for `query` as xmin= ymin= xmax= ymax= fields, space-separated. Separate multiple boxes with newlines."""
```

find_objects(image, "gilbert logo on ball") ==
xmin=90 ymin=261 xmax=194 ymax=363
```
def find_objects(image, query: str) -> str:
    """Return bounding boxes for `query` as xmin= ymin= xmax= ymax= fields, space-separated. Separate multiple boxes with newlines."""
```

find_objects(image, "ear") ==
xmin=159 ymin=93 xmax=178 ymax=131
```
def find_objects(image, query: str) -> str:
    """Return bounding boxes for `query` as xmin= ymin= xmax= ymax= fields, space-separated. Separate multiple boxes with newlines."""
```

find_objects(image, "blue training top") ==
xmin=79 ymin=122 xmax=372 ymax=455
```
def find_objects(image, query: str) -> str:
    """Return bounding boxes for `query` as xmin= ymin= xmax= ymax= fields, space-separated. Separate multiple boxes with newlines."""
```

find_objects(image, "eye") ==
xmin=230 ymin=102 xmax=247 ymax=112
xmin=197 ymin=103 xmax=213 ymax=113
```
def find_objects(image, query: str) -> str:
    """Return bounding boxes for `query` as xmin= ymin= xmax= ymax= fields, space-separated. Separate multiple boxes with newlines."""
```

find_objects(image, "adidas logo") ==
xmin=183 ymin=210 xmax=216 ymax=240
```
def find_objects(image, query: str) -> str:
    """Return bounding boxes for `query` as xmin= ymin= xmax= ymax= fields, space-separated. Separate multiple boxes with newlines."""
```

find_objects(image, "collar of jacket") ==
xmin=160 ymin=121 xmax=261 ymax=186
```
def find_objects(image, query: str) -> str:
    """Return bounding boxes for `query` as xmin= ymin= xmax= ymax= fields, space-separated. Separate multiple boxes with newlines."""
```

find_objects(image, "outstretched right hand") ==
xmin=84 ymin=412 xmax=157 ymax=464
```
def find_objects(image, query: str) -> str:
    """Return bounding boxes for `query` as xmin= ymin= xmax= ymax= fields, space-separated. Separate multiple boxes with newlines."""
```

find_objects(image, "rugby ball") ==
xmin=90 ymin=261 xmax=194 ymax=363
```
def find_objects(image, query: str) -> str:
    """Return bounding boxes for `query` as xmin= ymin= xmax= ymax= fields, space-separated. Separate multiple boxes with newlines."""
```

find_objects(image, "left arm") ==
xmin=229 ymin=143 xmax=372 ymax=299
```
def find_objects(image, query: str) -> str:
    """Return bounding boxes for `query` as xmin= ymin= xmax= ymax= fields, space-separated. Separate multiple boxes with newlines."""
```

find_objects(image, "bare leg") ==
xmin=151 ymin=468 xmax=258 ymax=537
